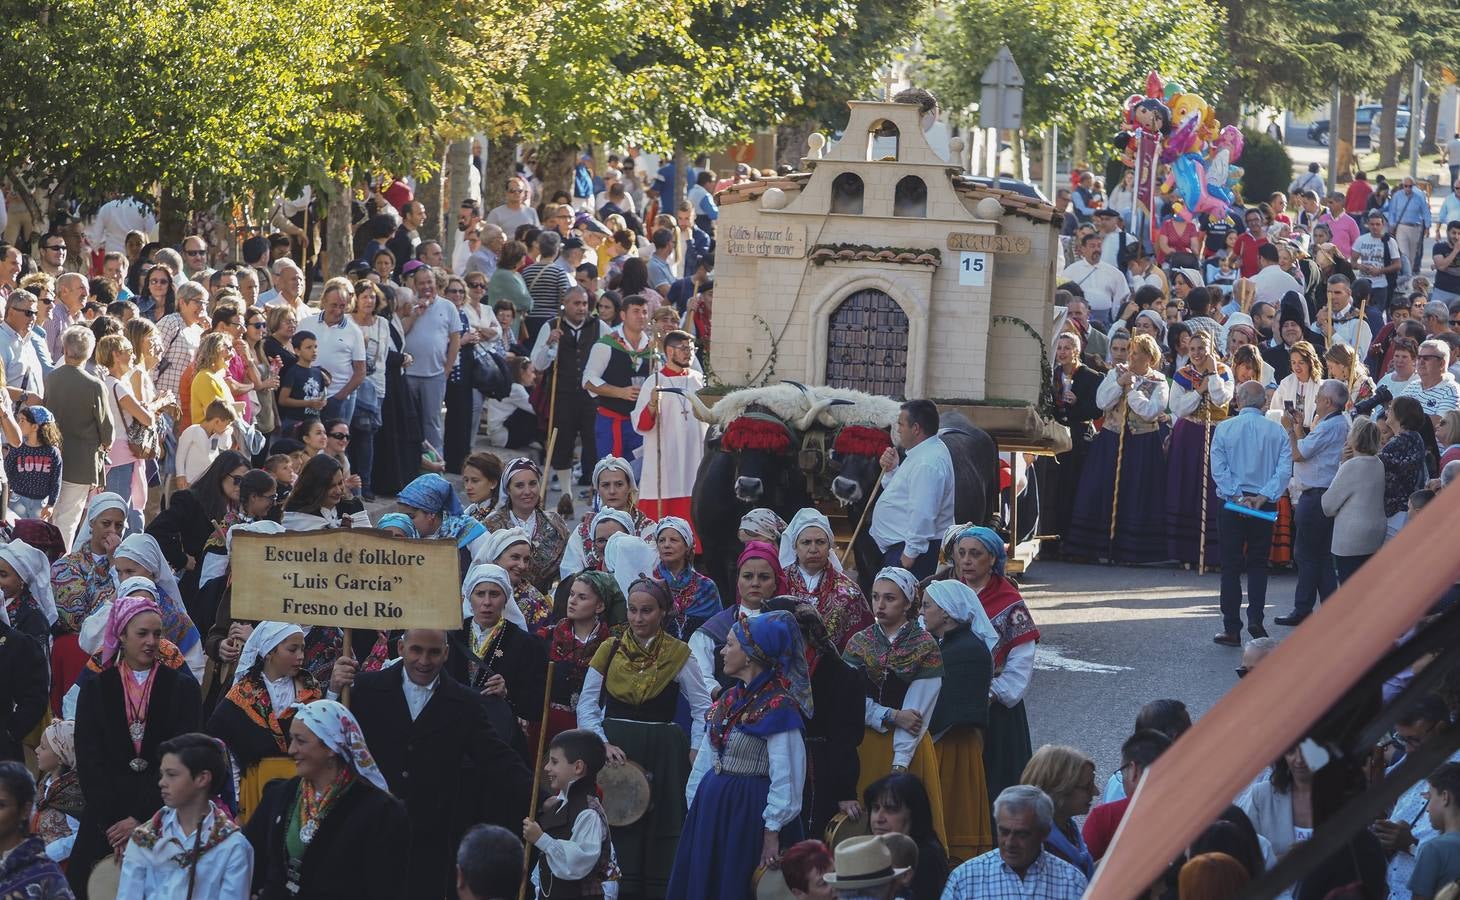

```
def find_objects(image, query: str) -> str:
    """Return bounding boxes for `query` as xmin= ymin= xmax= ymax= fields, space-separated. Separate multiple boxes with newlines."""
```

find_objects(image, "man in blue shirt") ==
xmin=1277 ymin=379 xmax=1351 ymax=626
xmin=1210 ymin=381 xmax=1293 ymax=645
xmin=1386 ymin=177 xmax=1433 ymax=273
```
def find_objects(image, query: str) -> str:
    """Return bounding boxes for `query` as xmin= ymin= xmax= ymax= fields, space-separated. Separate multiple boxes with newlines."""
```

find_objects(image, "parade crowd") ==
xmin=0 ymin=147 xmax=1458 ymax=900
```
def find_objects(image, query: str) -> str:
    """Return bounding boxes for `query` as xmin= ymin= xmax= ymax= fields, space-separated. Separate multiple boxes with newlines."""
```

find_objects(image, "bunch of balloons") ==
xmin=1113 ymin=71 xmax=1245 ymax=223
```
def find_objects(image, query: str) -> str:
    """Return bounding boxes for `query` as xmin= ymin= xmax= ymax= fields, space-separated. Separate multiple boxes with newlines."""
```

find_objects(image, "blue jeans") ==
xmin=1218 ymin=502 xmax=1275 ymax=634
xmin=1293 ymin=488 xmax=1337 ymax=615
xmin=322 ymin=391 xmax=357 ymax=427
xmin=348 ymin=424 xmax=378 ymax=494
xmin=9 ymin=493 xmax=44 ymax=520
xmin=881 ymin=542 xmax=939 ymax=580
xmin=104 ymin=462 xmax=145 ymax=533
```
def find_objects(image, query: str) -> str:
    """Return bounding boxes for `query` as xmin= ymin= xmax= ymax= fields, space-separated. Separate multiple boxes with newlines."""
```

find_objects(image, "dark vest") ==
xmin=554 ymin=321 xmax=597 ymax=403
xmin=864 ymin=670 xmax=912 ymax=710
xmin=594 ymin=336 xmax=650 ymax=416
xmin=536 ymin=784 xmax=612 ymax=898
xmin=603 ymin=679 xmax=678 ymax=723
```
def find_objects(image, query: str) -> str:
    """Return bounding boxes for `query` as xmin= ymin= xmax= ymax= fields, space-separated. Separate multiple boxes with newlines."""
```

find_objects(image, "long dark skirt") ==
xmin=1040 ymin=435 xmax=1092 ymax=553
xmin=1063 ymin=428 xmax=1168 ymax=564
xmin=1164 ymin=418 xmax=1221 ymax=568
xmin=443 ymin=375 xmax=477 ymax=474
xmin=605 ymin=719 xmax=690 ymax=899
xmin=667 ymin=770 xmax=803 ymax=900
xmin=373 ymin=338 xmax=423 ymax=497
xmin=983 ymin=699 xmax=1032 ymax=803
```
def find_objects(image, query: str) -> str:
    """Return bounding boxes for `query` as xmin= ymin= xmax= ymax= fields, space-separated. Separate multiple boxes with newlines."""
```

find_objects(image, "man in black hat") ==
xmin=1093 ymin=208 xmax=1137 ymax=275
xmin=1262 ymin=291 xmax=1326 ymax=381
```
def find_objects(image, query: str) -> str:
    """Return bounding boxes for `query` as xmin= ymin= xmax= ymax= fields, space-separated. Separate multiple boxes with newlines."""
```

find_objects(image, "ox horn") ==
xmin=795 ymin=397 xmax=855 ymax=431
xmin=655 ymin=386 xmax=718 ymax=424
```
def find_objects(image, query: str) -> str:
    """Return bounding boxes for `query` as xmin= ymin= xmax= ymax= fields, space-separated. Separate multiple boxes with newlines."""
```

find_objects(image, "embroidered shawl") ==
xmin=51 ymin=548 xmax=115 ymax=633
xmin=975 ymin=574 xmax=1040 ymax=671
xmin=224 ymin=671 xmax=323 ymax=754
xmin=784 ymin=566 xmax=872 ymax=652
xmin=590 ymin=631 xmax=690 ymax=707
xmin=841 ymin=621 xmax=944 ymax=690
xmin=707 ymin=669 xmax=802 ymax=751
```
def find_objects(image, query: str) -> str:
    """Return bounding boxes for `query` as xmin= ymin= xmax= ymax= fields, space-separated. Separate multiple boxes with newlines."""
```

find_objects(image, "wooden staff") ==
xmin=653 ymin=343 xmax=664 ymax=520
xmin=1357 ymin=296 xmax=1368 ymax=349
xmin=1109 ymin=399 xmax=1129 ymax=558
xmin=840 ymin=478 xmax=884 ymax=567
xmin=1199 ymin=402 xmax=1212 ymax=575
xmin=518 ymin=661 xmax=557 ymax=900
xmin=540 ymin=307 xmax=565 ymax=505
xmin=339 ymin=628 xmax=353 ymax=708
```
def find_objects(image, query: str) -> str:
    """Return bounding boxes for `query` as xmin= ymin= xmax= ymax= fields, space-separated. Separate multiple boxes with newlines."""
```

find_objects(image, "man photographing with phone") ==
xmin=1275 ymin=378 xmax=1350 ymax=628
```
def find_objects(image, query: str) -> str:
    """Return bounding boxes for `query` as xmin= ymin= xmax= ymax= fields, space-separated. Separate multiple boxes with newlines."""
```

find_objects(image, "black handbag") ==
xmin=471 ymin=343 xmax=513 ymax=401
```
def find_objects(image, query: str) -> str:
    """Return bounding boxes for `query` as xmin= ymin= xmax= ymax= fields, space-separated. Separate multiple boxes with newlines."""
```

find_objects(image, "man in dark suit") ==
xmin=43 ymin=325 xmax=111 ymax=550
xmin=343 ymin=629 xmax=532 ymax=900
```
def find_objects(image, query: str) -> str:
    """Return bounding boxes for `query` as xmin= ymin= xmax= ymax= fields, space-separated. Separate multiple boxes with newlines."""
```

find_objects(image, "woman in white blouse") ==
xmin=1269 ymin=340 xmax=1324 ymax=428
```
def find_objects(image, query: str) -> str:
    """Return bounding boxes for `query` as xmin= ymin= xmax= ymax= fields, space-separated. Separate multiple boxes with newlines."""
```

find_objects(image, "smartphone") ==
xmin=1284 ymin=400 xmax=1296 ymax=414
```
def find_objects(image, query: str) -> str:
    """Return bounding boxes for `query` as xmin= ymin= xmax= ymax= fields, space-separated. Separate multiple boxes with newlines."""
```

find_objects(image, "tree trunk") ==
xmin=417 ymin=140 xmax=447 ymax=243
xmin=1337 ymin=91 xmax=1358 ymax=181
xmin=672 ymin=143 xmax=689 ymax=208
xmin=446 ymin=139 xmax=472 ymax=262
xmin=1215 ymin=0 xmax=1245 ymax=125
xmin=158 ymin=183 xmax=186 ymax=246
xmin=776 ymin=117 xmax=818 ymax=170
xmin=537 ymin=141 xmax=578 ymax=208
xmin=324 ymin=177 xmax=352 ymax=280
xmin=1071 ymin=123 xmax=1089 ymax=171
xmin=1379 ymin=71 xmax=1403 ymax=169
xmin=484 ymin=132 xmax=518 ymax=210
xmin=1423 ymin=87 xmax=1442 ymax=156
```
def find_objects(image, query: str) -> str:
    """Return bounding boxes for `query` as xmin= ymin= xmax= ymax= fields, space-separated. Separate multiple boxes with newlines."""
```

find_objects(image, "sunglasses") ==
xmin=42 ymin=244 xmax=65 ymax=252
xmin=248 ymin=321 xmax=266 ymax=329
xmin=8 ymin=307 xmax=35 ymax=319
xmin=328 ymin=431 xmax=350 ymax=441
xmin=445 ymin=288 xmax=466 ymax=296
xmin=185 ymin=249 xmax=207 ymax=257
xmin=1419 ymin=354 xmax=1445 ymax=361
xmin=467 ymin=282 xmax=487 ymax=290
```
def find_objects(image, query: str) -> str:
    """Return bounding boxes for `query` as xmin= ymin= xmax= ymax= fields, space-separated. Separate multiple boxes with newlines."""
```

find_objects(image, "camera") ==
xmin=1352 ymin=385 xmax=1393 ymax=417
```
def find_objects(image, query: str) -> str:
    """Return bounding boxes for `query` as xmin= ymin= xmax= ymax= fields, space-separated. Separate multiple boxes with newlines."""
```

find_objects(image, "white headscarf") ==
xmin=199 ymin=519 xmax=288 ymax=590
xmin=0 ymin=540 xmax=56 ymax=625
xmin=472 ymin=527 xmax=530 ymax=567
xmin=290 ymin=699 xmax=389 ymax=790
xmin=592 ymin=456 xmax=637 ymax=492
xmin=461 ymin=563 xmax=525 ymax=628
xmin=112 ymin=534 xmax=181 ymax=606
xmin=654 ymin=517 xmax=695 ymax=548
xmin=873 ymin=566 xmax=919 ymax=605
xmin=79 ymin=576 xmax=159 ymax=655
xmin=589 ymin=508 xmax=635 ymax=540
xmin=74 ymin=492 xmax=128 ymax=550
xmin=604 ymin=531 xmax=660 ymax=601
xmin=235 ymin=622 xmax=305 ymax=684
xmin=738 ymin=508 xmax=787 ymax=543
xmin=778 ymin=508 xmax=842 ymax=573
xmin=922 ymin=580 xmax=999 ymax=651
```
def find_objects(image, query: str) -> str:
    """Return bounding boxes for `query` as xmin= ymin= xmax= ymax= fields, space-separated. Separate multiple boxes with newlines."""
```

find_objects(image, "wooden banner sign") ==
xmin=946 ymin=232 xmax=1030 ymax=255
xmin=230 ymin=530 xmax=461 ymax=630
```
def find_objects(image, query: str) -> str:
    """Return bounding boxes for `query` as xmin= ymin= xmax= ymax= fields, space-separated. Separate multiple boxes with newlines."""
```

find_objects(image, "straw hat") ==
xmin=820 ymin=835 xmax=909 ymax=889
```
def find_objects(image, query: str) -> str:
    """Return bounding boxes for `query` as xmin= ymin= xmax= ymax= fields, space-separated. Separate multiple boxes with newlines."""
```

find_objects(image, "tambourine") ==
xmin=597 ymin=759 xmax=651 ymax=826
xmin=753 ymin=864 xmax=794 ymax=900
xmin=823 ymin=810 xmax=871 ymax=848
xmin=87 ymin=856 xmax=123 ymax=900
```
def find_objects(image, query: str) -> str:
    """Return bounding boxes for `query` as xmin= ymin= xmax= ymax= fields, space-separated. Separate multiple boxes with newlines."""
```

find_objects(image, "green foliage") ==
xmin=918 ymin=0 xmax=1222 ymax=136
xmin=1236 ymin=128 xmax=1293 ymax=204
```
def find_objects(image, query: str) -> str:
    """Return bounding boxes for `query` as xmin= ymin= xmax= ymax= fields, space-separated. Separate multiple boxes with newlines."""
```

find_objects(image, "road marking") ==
xmin=1035 ymin=645 xmax=1131 ymax=674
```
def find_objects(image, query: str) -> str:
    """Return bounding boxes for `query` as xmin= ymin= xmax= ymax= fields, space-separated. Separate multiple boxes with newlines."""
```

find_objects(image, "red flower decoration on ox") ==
xmin=832 ymin=424 xmax=892 ymax=458
xmin=722 ymin=415 xmax=793 ymax=453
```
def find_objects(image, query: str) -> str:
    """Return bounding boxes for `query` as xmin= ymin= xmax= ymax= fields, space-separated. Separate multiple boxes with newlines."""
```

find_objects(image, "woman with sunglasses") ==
xmin=242 ymin=306 xmax=281 ymax=443
xmin=146 ymin=450 xmax=252 ymax=619
xmin=137 ymin=263 xmax=175 ymax=321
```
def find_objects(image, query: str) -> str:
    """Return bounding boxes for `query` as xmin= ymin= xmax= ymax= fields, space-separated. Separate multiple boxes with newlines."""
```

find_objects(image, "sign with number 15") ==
xmin=959 ymin=251 xmax=989 ymax=286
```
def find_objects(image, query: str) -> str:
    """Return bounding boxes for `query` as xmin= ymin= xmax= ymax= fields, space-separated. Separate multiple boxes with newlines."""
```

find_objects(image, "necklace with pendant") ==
xmin=123 ymin=664 xmax=156 ymax=772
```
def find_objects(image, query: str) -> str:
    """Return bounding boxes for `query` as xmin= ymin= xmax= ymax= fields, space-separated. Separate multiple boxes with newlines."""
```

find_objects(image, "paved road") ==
xmin=1021 ymin=560 xmax=1301 ymax=782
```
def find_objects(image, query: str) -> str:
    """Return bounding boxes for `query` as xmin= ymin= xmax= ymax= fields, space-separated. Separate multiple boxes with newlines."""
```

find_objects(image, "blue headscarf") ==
xmin=398 ymin=474 xmax=462 ymax=517
xmin=376 ymin=513 xmax=419 ymax=538
xmin=956 ymin=525 xmax=1007 ymax=576
xmin=731 ymin=609 xmax=813 ymax=718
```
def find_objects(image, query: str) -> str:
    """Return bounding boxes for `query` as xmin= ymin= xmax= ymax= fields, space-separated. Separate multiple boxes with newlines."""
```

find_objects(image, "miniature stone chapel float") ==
xmin=709 ymin=90 xmax=1068 ymax=451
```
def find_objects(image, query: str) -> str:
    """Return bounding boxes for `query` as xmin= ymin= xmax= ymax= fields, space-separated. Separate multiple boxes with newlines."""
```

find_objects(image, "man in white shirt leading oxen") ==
xmin=867 ymin=399 xmax=956 ymax=580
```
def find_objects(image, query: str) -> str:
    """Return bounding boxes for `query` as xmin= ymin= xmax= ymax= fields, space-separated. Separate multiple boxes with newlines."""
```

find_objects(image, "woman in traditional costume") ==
xmin=395 ymin=472 xmax=489 ymax=560
xmin=577 ymin=577 xmax=710 ymax=900
xmin=481 ymin=457 xmax=569 ymax=593
xmin=668 ymin=610 xmax=809 ymax=899
xmin=920 ymin=579 xmax=997 ymax=862
xmin=474 ymin=527 xmax=554 ymax=629
xmin=0 ymin=762 xmax=71 ymax=899
xmin=841 ymin=566 xmax=947 ymax=847
xmin=280 ymin=455 xmax=354 ymax=531
xmin=445 ymin=563 xmax=548 ymax=740
xmin=652 ymin=517 xmax=720 ymax=640
xmin=778 ymin=508 xmax=871 ymax=652
xmin=559 ymin=455 xmax=657 ymax=579
xmin=1045 ymin=332 xmax=1105 ymax=558
xmin=31 ymin=720 xmax=83 ymax=865
xmin=689 ymin=542 xmax=786 ymax=698
xmin=66 ymin=577 xmax=192 ymax=723
xmin=0 ymin=539 xmax=59 ymax=652
xmin=765 ymin=598 xmax=863 ymax=844
xmin=0 ymin=598 xmax=45 ymax=765
xmin=118 ymin=732 xmax=253 ymax=899
xmin=537 ymin=571 xmax=622 ymax=746
xmin=243 ymin=699 xmax=408 ymax=899
xmin=207 ymin=623 xmax=321 ymax=824
xmin=1063 ymin=332 xmax=1170 ymax=564
xmin=111 ymin=533 xmax=206 ymax=680
xmin=1165 ymin=330 xmax=1233 ymax=568
xmin=51 ymin=493 xmax=127 ymax=635
xmin=69 ymin=597 xmax=203 ymax=895
xmin=737 ymin=509 xmax=787 ymax=546
xmin=460 ymin=452 xmax=502 ymax=523
xmin=947 ymin=526 xmax=1039 ymax=801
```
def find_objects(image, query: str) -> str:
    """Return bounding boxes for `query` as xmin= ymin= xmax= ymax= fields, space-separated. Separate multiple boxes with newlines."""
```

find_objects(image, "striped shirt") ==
xmin=941 ymin=850 xmax=1088 ymax=899
xmin=1400 ymin=375 xmax=1460 ymax=417
xmin=520 ymin=261 xmax=573 ymax=320
xmin=152 ymin=314 xmax=204 ymax=399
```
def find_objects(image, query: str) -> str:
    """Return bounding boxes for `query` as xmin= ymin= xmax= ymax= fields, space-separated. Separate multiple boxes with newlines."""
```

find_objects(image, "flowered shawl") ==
xmin=543 ymin=618 xmax=612 ymax=706
xmin=841 ymin=621 xmax=944 ymax=690
xmin=128 ymin=800 xmax=240 ymax=867
xmin=224 ymin=671 xmax=323 ymax=753
xmin=653 ymin=561 xmax=720 ymax=626
xmin=515 ymin=584 xmax=553 ymax=629
xmin=975 ymin=574 xmax=1040 ymax=671
xmin=589 ymin=630 xmax=690 ymax=707
xmin=575 ymin=506 xmax=654 ymax=571
xmin=0 ymin=835 xmax=70 ymax=898
xmin=784 ymin=566 xmax=872 ymax=652
xmin=1173 ymin=360 xmax=1232 ymax=422
xmin=50 ymin=548 xmax=115 ymax=633
xmin=33 ymin=770 xmax=83 ymax=847
xmin=481 ymin=506 xmax=570 ymax=592
xmin=708 ymin=669 xmax=801 ymax=752
xmin=85 ymin=638 xmax=188 ymax=676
